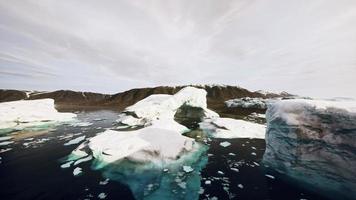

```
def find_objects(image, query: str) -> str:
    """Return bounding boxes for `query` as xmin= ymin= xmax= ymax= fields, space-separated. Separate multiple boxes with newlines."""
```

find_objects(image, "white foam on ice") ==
xmin=0 ymin=99 xmax=76 ymax=130
xmin=200 ymin=118 xmax=266 ymax=139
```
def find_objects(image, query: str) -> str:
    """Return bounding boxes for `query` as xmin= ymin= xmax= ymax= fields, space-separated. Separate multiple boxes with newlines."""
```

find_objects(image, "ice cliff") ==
xmin=263 ymin=99 xmax=356 ymax=199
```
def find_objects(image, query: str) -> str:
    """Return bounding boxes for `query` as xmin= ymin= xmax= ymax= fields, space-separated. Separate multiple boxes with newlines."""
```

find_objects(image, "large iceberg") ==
xmin=263 ymin=99 xmax=356 ymax=199
xmin=65 ymin=87 xmax=214 ymax=199
xmin=200 ymin=117 xmax=266 ymax=139
xmin=0 ymin=99 xmax=76 ymax=131
xmin=117 ymin=87 xmax=219 ymax=127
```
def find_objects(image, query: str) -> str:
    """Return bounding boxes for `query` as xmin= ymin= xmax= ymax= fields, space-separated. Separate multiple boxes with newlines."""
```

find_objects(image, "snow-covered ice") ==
xmin=219 ymin=141 xmax=231 ymax=148
xmin=64 ymin=136 xmax=86 ymax=146
xmin=183 ymin=165 xmax=194 ymax=173
xmin=0 ymin=136 xmax=12 ymax=141
xmin=73 ymin=167 xmax=82 ymax=176
xmin=0 ymin=99 xmax=76 ymax=130
xmin=82 ymin=128 xmax=198 ymax=165
xmin=98 ymin=192 xmax=107 ymax=199
xmin=200 ymin=118 xmax=266 ymax=139
xmin=225 ymin=97 xmax=267 ymax=109
xmin=0 ymin=141 xmax=13 ymax=146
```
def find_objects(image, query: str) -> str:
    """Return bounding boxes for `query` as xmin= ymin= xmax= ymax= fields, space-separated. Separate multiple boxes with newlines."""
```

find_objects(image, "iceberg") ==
xmin=62 ymin=87 xmax=215 ymax=199
xmin=225 ymin=97 xmax=267 ymax=109
xmin=0 ymin=99 xmax=76 ymax=131
xmin=263 ymin=99 xmax=356 ymax=199
xmin=77 ymin=128 xmax=198 ymax=167
xmin=200 ymin=118 xmax=266 ymax=139
xmin=116 ymin=87 xmax=219 ymax=127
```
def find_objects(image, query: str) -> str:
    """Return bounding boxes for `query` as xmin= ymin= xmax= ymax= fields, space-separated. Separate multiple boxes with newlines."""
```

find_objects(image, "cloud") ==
xmin=0 ymin=0 xmax=355 ymax=98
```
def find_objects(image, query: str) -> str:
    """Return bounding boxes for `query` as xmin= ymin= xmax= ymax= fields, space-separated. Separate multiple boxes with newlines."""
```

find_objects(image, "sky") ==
xmin=0 ymin=0 xmax=356 ymax=98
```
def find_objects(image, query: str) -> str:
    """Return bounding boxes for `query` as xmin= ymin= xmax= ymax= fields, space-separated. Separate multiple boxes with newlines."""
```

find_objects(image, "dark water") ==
xmin=0 ymin=110 xmax=327 ymax=200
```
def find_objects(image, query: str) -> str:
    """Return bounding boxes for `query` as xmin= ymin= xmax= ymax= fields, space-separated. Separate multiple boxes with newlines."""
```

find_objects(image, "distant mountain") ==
xmin=0 ymin=85 xmax=292 ymax=115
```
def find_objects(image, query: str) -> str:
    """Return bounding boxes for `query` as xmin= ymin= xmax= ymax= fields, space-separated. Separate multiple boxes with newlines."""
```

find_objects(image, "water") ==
xmin=0 ymin=109 xmax=327 ymax=200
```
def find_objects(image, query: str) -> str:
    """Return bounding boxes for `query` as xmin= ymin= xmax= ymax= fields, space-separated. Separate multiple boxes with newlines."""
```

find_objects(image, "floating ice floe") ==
xmin=225 ymin=97 xmax=267 ymax=109
xmin=0 ymin=99 xmax=76 ymax=131
xmin=64 ymin=136 xmax=86 ymax=146
xmin=265 ymin=174 xmax=275 ymax=179
xmin=219 ymin=141 xmax=231 ymax=147
xmin=263 ymin=98 xmax=356 ymax=199
xmin=200 ymin=118 xmax=266 ymax=139
xmin=71 ymin=122 xmax=93 ymax=127
xmin=183 ymin=165 xmax=194 ymax=173
xmin=0 ymin=141 xmax=14 ymax=146
xmin=73 ymin=167 xmax=82 ymax=176
xmin=0 ymin=136 xmax=12 ymax=141
xmin=98 ymin=193 xmax=107 ymax=199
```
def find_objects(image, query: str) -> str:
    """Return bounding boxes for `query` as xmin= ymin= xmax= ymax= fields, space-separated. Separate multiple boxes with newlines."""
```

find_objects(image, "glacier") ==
xmin=263 ymin=98 xmax=356 ymax=199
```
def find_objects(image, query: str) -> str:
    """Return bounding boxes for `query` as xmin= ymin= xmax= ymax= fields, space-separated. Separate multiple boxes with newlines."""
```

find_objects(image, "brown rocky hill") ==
xmin=0 ymin=85 xmax=291 ymax=116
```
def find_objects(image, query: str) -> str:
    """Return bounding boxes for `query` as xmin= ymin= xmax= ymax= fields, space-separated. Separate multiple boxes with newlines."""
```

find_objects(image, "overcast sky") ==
xmin=0 ymin=0 xmax=355 ymax=98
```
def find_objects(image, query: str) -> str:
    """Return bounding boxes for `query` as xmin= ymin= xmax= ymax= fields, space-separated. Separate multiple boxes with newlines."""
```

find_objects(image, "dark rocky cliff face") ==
xmin=0 ymin=85 xmax=290 ymax=115
xmin=0 ymin=89 xmax=28 ymax=102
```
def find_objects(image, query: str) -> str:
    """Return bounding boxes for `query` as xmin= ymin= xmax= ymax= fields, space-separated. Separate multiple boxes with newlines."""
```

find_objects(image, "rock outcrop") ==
xmin=263 ymin=99 xmax=356 ymax=200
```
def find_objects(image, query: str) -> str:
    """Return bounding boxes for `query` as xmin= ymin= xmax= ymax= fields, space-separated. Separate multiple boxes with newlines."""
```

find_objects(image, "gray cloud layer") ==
xmin=0 ymin=0 xmax=355 ymax=98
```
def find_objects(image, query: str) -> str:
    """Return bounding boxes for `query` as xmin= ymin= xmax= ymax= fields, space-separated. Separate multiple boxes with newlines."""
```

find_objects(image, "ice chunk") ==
xmin=237 ymin=184 xmax=244 ymax=189
xmin=225 ymin=97 xmax=267 ymax=109
xmin=219 ymin=141 xmax=231 ymax=147
xmin=265 ymin=174 xmax=275 ymax=179
xmin=183 ymin=165 xmax=194 ymax=173
xmin=200 ymin=118 xmax=266 ymax=139
xmin=0 ymin=99 xmax=76 ymax=130
xmin=73 ymin=155 xmax=93 ymax=166
xmin=217 ymin=171 xmax=225 ymax=175
xmin=231 ymin=168 xmax=239 ymax=173
xmin=263 ymin=98 xmax=356 ymax=199
xmin=205 ymin=180 xmax=211 ymax=185
xmin=73 ymin=167 xmax=82 ymax=176
xmin=99 ymin=179 xmax=109 ymax=185
xmin=98 ymin=193 xmax=107 ymax=199
xmin=0 ymin=141 xmax=14 ymax=146
xmin=60 ymin=161 xmax=73 ymax=168
xmin=0 ymin=148 xmax=12 ymax=153
xmin=64 ymin=136 xmax=86 ymax=146
xmin=71 ymin=122 xmax=93 ymax=127
xmin=0 ymin=136 xmax=12 ymax=141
